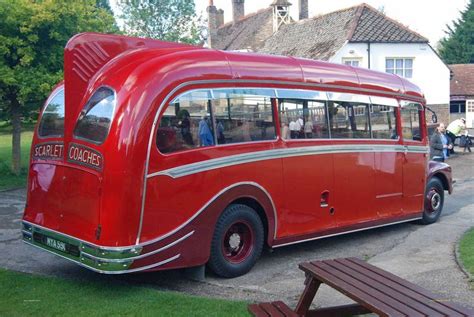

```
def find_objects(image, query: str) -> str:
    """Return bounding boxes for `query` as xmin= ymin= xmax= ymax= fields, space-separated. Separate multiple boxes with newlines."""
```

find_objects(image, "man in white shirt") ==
xmin=295 ymin=116 xmax=304 ymax=138
xmin=289 ymin=119 xmax=298 ymax=139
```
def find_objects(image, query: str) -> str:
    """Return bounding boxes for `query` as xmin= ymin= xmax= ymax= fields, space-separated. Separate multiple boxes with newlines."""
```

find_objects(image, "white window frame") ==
xmin=342 ymin=58 xmax=362 ymax=67
xmin=386 ymin=57 xmax=413 ymax=78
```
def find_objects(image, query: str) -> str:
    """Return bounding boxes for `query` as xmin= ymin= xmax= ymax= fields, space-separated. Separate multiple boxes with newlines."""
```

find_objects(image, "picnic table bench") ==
xmin=248 ymin=257 xmax=474 ymax=317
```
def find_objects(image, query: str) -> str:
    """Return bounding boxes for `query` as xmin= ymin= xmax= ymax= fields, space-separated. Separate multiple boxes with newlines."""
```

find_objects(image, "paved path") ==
xmin=1 ymin=153 xmax=473 ymax=310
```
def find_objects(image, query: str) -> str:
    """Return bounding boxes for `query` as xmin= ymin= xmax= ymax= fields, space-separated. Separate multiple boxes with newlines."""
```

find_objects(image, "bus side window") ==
xmin=279 ymin=99 xmax=304 ymax=139
xmin=329 ymin=101 xmax=370 ymax=139
xmin=212 ymin=92 xmax=276 ymax=145
xmin=400 ymin=103 xmax=422 ymax=141
xmin=156 ymin=90 xmax=214 ymax=154
xmin=278 ymin=99 xmax=329 ymax=139
xmin=370 ymin=105 xmax=398 ymax=139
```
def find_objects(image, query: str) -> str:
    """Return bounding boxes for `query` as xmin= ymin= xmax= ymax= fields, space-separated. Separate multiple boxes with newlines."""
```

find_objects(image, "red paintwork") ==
xmin=23 ymin=33 xmax=451 ymax=273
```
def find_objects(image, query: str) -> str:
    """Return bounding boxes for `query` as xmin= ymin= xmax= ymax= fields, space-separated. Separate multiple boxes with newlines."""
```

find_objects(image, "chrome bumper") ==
xmin=22 ymin=221 xmax=187 ymax=274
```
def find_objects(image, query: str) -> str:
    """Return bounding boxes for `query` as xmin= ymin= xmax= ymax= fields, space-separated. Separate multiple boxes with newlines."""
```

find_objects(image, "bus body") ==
xmin=22 ymin=33 xmax=453 ymax=277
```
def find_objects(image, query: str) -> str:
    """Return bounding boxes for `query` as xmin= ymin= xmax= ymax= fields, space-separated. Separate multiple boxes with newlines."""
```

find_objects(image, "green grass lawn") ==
xmin=459 ymin=227 xmax=474 ymax=286
xmin=0 ymin=121 xmax=35 ymax=190
xmin=0 ymin=269 xmax=249 ymax=316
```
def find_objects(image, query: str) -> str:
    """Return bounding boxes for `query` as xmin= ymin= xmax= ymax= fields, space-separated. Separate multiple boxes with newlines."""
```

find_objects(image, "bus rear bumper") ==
xmin=21 ymin=221 xmax=190 ymax=274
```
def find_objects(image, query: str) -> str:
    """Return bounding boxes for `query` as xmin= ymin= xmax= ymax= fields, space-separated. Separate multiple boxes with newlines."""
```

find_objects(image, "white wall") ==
xmin=330 ymin=42 xmax=450 ymax=105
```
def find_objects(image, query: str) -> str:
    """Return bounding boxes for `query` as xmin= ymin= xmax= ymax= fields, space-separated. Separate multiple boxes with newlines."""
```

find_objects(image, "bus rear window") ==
xmin=38 ymin=88 xmax=65 ymax=137
xmin=74 ymin=87 xmax=116 ymax=144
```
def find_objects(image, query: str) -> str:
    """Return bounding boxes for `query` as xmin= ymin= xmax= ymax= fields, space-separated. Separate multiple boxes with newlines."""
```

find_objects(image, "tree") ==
xmin=118 ymin=0 xmax=204 ymax=44
xmin=0 ymin=0 xmax=119 ymax=175
xmin=439 ymin=0 xmax=474 ymax=64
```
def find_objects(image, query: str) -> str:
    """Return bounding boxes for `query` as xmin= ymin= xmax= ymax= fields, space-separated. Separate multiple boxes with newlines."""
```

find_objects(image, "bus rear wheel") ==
xmin=420 ymin=177 xmax=444 ymax=225
xmin=208 ymin=204 xmax=264 ymax=278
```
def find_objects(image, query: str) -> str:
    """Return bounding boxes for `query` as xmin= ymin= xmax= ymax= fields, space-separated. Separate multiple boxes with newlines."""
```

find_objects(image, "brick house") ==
xmin=450 ymin=64 xmax=474 ymax=129
xmin=207 ymin=0 xmax=451 ymax=123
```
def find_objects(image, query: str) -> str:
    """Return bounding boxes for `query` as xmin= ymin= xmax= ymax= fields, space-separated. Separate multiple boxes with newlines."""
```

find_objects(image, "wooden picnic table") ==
xmin=249 ymin=257 xmax=474 ymax=317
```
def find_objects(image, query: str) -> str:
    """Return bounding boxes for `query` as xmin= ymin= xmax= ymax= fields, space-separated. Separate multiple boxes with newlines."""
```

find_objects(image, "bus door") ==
xmin=329 ymin=96 xmax=376 ymax=227
xmin=279 ymin=98 xmax=336 ymax=237
xmin=400 ymin=101 xmax=427 ymax=215
xmin=370 ymin=99 xmax=404 ymax=218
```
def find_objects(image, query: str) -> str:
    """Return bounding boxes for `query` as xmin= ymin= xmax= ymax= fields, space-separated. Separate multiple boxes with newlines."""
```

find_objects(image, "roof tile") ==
xmin=450 ymin=64 xmax=474 ymax=97
xmin=350 ymin=5 xmax=427 ymax=43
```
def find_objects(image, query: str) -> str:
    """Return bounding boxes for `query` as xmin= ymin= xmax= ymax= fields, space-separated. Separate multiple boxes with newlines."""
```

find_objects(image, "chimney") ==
xmin=207 ymin=0 xmax=218 ymax=48
xmin=298 ymin=0 xmax=308 ymax=20
xmin=232 ymin=0 xmax=245 ymax=23
xmin=271 ymin=0 xmax=292 ymax=33
xmin=217 ymin=9 xmax=224 ymax=27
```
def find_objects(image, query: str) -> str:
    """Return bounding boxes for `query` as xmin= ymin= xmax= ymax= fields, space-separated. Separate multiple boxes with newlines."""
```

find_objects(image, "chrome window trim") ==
xmin=276 ymin=89 xmax=328 ymax=100
xmin=400 ymin=100 xmax=423 ymax=108
xmin=140 ymin=78 xmax=426 ymax=245
xmin=326 ymin=92 xmax=371 ymax=104
xmin=369 ymin=95 xmax=399 ymax=107
xmin=37 ymin=86 xmax=65 ymax=139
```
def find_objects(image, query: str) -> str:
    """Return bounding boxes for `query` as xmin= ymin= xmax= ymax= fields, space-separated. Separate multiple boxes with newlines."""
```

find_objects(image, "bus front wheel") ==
xmin=421 ymin=177 xmax=444 ymax=225
xmin=208 ymin=204 xmax=264 ymax=278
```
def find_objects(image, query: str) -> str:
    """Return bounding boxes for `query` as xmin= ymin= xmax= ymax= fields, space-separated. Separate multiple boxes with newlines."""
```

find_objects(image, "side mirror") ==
xmin=426 ymin=106 xmax=437 ymax=123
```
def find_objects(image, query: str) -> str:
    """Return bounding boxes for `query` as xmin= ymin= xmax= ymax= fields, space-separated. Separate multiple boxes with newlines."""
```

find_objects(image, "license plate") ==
xmin=45 ymin=237 xmax=67 ymax=252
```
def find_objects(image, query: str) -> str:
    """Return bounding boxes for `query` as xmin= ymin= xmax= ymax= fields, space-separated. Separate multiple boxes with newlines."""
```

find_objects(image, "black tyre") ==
xmin=420 ymin=177 xmax=444 ymax=225
xmin=208 ymin=204 xmax=264 ymax=278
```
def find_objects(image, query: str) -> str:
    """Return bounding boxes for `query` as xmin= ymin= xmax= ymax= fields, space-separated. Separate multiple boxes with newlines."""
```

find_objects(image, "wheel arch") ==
xmin=205 ymin=182 xmax=277 ymax=248
xmin=431 ymin=172 xmax=449 ymax=192
xmin=428 ymin=160 xmax=453 ymax=194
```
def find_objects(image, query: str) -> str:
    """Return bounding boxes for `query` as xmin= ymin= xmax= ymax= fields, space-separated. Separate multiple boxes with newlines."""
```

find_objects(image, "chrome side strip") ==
xmin=148 ymin=145 xmax=428 ymax=179
xmin=22 ymin=220 xmax=181 ymax=251
xmin=376 ymin=193 xmax=403 ymax=199
xmin=273 ymin=216 xmax=422 ymax=248
xmin=80 ymin=231 xmax=194 ymax=263
xmin=24 ymin=240 xmax=179 ymax=274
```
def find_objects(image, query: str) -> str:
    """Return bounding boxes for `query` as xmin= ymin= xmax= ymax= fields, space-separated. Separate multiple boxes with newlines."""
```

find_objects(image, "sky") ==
xmin=194 ymin=0 xmax=469 ymax=46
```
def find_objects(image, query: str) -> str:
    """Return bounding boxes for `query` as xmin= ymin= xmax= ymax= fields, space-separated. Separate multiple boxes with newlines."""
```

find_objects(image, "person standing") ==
xmin=304 ymin=118 xmax=313 ymax=138
xmin=459 ymin=130 xmax=472 ymax=153
xmin=296 ymin=116 xmax=304 ymax=138
xmin=446 ymin=118 xmax=466 ymax=154
xmin=289 ymin=119 xmax=298 ymax=139
xmin=217 ymin=120 xmax=225 ymax=144
xmin=198 ymin=116 xmax=214 ymax=146
xmin=178 ymin=111 xmax=194 ymax=146
xmin=430 ymin=123 xmax=450 ymax=162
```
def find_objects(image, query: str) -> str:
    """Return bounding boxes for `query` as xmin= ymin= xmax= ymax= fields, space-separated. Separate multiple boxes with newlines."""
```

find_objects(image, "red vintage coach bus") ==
xmin=23 ymin=33 xmax=453 ymax=278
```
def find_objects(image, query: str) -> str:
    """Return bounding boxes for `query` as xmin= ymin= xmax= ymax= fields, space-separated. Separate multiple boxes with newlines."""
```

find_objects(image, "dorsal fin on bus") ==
xmin=64 ymin=32 xmax=197 ymax=123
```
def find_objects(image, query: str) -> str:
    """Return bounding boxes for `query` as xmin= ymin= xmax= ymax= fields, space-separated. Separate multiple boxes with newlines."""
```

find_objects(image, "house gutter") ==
xmin=367 ymin=42 xmax=371 ymax=69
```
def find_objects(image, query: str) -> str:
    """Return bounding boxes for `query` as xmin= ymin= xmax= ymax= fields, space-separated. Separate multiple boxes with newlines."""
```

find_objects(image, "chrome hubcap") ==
xmin=431 ymin=192 xmax=441 ymax=210
xmin=228 ymin=233 xmax=241 ymax=251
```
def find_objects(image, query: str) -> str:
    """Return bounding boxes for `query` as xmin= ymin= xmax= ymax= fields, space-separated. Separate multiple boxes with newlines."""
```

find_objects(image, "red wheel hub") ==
xmin=222 ymin=220 xmax=254 ymax=264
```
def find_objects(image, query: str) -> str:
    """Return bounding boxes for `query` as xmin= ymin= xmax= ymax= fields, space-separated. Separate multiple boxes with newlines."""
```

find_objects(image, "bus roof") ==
xmin=64 ymin=33 xmax=424 ymax=117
